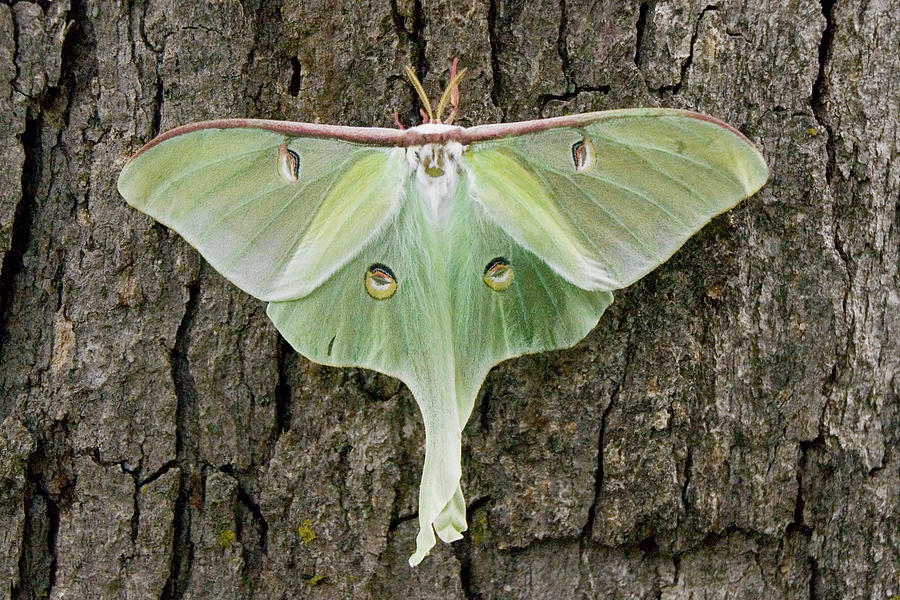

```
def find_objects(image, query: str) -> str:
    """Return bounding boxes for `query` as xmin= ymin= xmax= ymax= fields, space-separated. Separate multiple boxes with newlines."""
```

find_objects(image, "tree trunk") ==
xmin=1 ymin=1 xmax=897 ymax=598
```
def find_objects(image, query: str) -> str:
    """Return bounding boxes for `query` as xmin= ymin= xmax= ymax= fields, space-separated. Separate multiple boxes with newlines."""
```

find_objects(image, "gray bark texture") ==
xmin=0 ymin=0 xmax=897 ymax=598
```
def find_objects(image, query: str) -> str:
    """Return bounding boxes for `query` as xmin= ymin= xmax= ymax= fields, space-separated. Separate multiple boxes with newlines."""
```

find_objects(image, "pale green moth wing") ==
xmin=118 ymin=123 xmax=406 ymax=301
xmin=266 ymin=174 xmax=613 ymax=565
xmin=462 ymin=109 xmax=769 ymax=291
xmin=118 ymin=107 xmax=768 ymax=568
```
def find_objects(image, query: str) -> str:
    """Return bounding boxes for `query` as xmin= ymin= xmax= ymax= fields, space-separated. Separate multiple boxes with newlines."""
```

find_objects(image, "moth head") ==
xmin=422 ymin=150 xmax=444 ymax=178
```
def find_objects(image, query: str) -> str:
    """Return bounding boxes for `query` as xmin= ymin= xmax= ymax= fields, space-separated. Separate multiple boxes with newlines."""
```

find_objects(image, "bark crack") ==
xmin=8 ymin=1 xmax=77 ymax=587
xmin=452 ymin=495 xmax=491 ymax=600
xmin=486 ymin=0 xmax=503 ymax=113
xmin=273 ymin=338 xmax=293 ymax=437
xmin=788 ymin=436 xmax=820 ymax=537
xmin=810 ymin=0 xmax=836 ymax=184
xmin=582 ymin=377 xmax=620 ymax=540
xmin=151 ymin=77 xmax=163 ymax=138
xmin=386 ymin=511 xmax=417 ymax=533
xmin=680 ymin=446 xmax=693 ymax=513
xmin=135 ymin=0 xmax=163 ymax=54
xmin=537 ymin=0 xmax=611 ymax=112
xmin=389 ymin=0 xmax=428 ymax=122
xmin=288 ymin=56 xmax=302 ymax=97
xmin=12 ymin=454 xmax=60 ymax=600
xmin=389 ymin=0 xmax=427 ymax=79
xmin=128 ymin=467 xmax=142 ymax=544
xmin=139 ymin=459 xmax=179 ymax=486
xmin=477 ymin=380 xmax=492 ymax=433
xmin=130 ymin=0 xmax=165 ymax=137
xmin=538 ymin=84 xmax=612 ymax=113
xmin=218 ymin=464 xmax=269 ymax=592
xmin=8 ymin=3 xmax=21 ymax=95
xmin=0 ymin=116 xmax=40 ymax=358
xmin=577 ymin=336 xmax=634 ymax=591
xmin=83 ymin=451 xmax=148 ymax=550
xmin=810 ymin=0 xmax=846 ymax=301
xmin=634 ymin=1 xmax=650 ymax=69
xmin=410 ymin=0 xmax=426 ymax=77
xmin=236 ymin=488 xmax=267 ymax=593
xmin=653 ymin=4 xmax=719 ymax=96
xmin=557 ymin=0 xmax=574 ymax=92
xmin=808 ymin=556 xmax=820 ymax=600
xmin=128 ymin=458 xmax=178 ymax=546
xmin=161 ymin=280 xmax=201 ymax=600
xmin=792 ymin=434 xmax=823 ymax=600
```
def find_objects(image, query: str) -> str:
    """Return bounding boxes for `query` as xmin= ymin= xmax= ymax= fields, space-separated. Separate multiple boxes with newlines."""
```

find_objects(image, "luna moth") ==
xmin=117 ymin=63 xmax=768 ymax=566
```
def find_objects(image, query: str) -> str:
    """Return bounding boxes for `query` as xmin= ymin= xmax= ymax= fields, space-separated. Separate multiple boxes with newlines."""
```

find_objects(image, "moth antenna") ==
xmin=393 ymin=110 xmax=406 ymax=129
xmin=435 ymin=65 xmax=467 ymax=124
xmin=445 ymin=107 xmax=458 ymax=125
xmin=450 ymin=58 xmax=460 ymax=112
xmin=444 ymin=58 xmax=461 ymax=125
xmin=405 ymin=65 xmax=434 ymax=124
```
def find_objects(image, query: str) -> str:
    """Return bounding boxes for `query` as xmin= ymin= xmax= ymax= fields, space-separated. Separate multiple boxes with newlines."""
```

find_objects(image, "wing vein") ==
xmin=488 ymin=150 xmax=618 ymax=273
xmin=142 ymin=145 xmax=274 ymax=213
xmin=194 ymin=152 xmax=362 ymax=244
xmin=590 ymin=130 xmax=745 ymax=191
xmin=512 ymin=146 xmax=699 ymax=230
xmin=509 ymin=148 xmax=664 ymax=261
xmin=529 ymin=254 xmax=566 ymax=337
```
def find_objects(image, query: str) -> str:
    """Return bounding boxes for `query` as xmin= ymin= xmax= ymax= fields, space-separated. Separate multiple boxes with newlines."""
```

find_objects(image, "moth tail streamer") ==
xmin=407 ymin=384 xmax=472 ymax=566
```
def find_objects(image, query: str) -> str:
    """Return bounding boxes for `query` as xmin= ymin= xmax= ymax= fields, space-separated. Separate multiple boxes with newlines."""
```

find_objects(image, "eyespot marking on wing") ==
xmin=277 ymin=144 xmax=301 ymax=183
xmin=483 ymin=257 xmax=514 ymax=291
xmin=365 ymin=263 xmax=398 ymax=300
xmin=571 ymin=136 xmax=595 ymax=173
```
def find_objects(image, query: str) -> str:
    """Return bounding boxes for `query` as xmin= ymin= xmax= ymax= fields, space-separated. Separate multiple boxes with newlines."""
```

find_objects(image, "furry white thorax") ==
xmin=405 ymin=139 xmax=464 ymax=227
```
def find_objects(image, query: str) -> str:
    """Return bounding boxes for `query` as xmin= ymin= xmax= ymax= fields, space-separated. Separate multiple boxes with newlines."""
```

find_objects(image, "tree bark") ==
xmin=1 ymin=1 xmax=897 ymax=599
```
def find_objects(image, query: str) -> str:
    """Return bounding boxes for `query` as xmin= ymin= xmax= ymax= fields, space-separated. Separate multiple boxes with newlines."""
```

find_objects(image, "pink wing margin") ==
xmin=126 ymin=109 xmax=757 ymax=159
